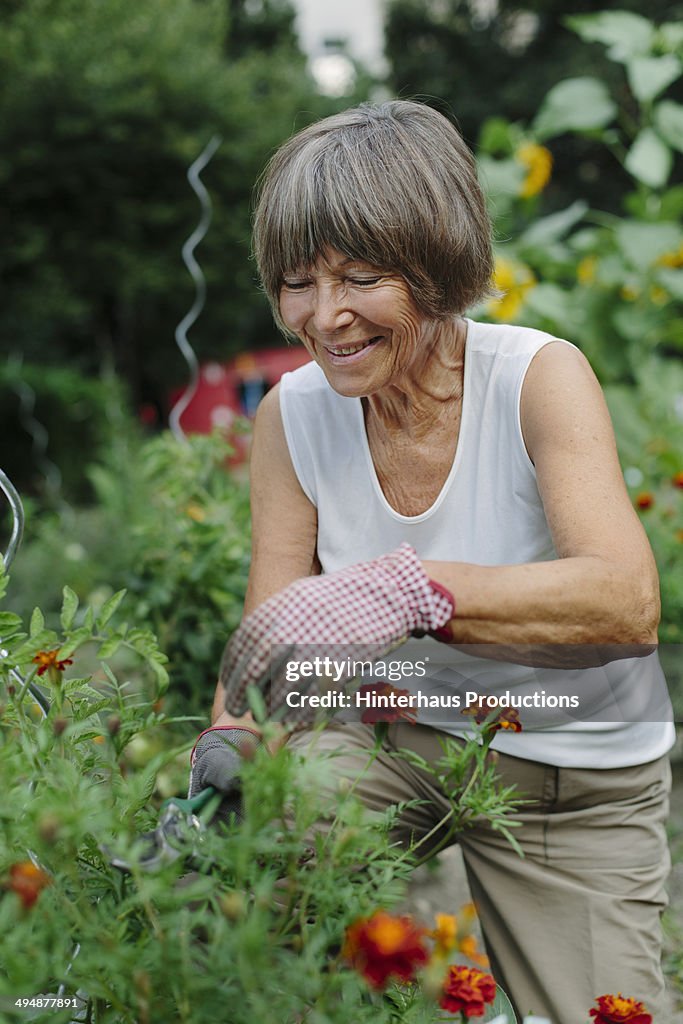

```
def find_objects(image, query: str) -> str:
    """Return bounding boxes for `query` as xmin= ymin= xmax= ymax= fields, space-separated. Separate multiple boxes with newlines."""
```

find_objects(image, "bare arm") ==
xmin=211 ymin=383 xmax=319 ymax=725
xmin=424 ymin=342 xmax=660 ymax=653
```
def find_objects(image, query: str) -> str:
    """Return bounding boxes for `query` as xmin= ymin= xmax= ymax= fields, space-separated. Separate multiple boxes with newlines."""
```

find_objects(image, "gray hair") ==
xmin=253 ymin=100 xmax=493 ymax=333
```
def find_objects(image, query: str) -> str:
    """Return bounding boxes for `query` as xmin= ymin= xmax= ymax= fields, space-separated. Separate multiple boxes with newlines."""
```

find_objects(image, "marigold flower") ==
xmin=672 ymin=471 xmax=683 ymax=489
xmin=458 ymin=933 xmax=490 ymax=968
xmin=439 ymin=963 xmax=497 ymax=1017
xmin=462 ymin=704 xmax=522 ymax=734
xmin=32 ymin=649 xmax=73 ymax=677
xmin=487 ymin=257 xmax=536 ymax=322
xmin=432 ymin=913 xmax=458 ymax=955
xmin=358 ymin=683 xmax=417 ymax=726
xmin=7 ymin=861 xmax=51 ymax=909
xmin=430 ymin=910 xmax=490 ymax=968
xmin=516 ymin=142 xmax=553 ymax=198
xmin=634 ymin=492 xmax=654 ymax=510
xmin=343 ymin=910 xmax=429 ymax=989
xmin=589 ymin=993 xmax=652 ymax=1024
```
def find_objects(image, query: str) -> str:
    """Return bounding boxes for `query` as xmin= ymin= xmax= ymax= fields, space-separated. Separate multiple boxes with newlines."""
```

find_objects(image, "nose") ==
xmin=310 ymin=283 xmax=354 ymax=334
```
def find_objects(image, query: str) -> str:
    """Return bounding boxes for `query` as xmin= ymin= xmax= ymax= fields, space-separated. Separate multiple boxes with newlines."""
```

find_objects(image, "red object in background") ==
xmin=168 ymin=347 xmax=311 ymax=462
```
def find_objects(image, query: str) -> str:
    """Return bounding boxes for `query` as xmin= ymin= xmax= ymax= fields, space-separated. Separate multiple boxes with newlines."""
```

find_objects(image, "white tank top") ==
xmin=279 ymin=319 xmax=674 ymax=768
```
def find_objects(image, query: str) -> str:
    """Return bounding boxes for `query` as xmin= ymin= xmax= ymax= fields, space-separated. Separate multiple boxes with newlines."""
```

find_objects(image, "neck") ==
xmin=363 ymin=317 xmax=466 ymax=439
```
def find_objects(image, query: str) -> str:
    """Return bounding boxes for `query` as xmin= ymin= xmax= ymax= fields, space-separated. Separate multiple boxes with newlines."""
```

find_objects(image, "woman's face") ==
xmin=278 ymin=248 xmax=432 ymax=398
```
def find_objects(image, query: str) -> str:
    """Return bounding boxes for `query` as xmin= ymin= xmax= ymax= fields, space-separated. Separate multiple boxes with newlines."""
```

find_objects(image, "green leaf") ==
xmin=477 ymin=155 xmax=525 ymax=199
xmin=532 ymin=78 xmax=617 ymax=139
xmin=615 ymin=220 xmax=683 ymax=270
xmin=518 ymin=200 xmax=588 ymax=248
xmin=96 ymin=588 xmax=127 ymax=629
xmin=565 ymin=12 xmax=654 ymax=62
xmin=58 ymin=627 xmax=93 ymax=660
xmin=655 ymin=100 xmax=683 ymax=153
xmin=657 ymin=269 xmax=683 ymax=300
xmin=624 ymin=129 xmax=672 ymax=188
xmin=659 ymin=21 xmax=683 ymax=52
xmin=97 ymin=636 xmax=123 ymax=660
xmin=485 ymin=982 xmax=518 ymax=1022
xmin=627 ymin=55 xmax=681 ymax=103
xmin=0 ymin=612 xmax=23 ymax=638
xmin=29 ymin=606 xmax=45 ymax=637
xmin=60 ymin=586 xmax=79 ymax=631
xmin=524 ymin=283 xmax=574 ymax=326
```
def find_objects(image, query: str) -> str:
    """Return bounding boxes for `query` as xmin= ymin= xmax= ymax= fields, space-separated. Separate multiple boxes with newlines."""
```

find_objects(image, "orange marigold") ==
xmin=462 ymin=704 xmax=522 ymax=734
xmin=634 ymin=492 xmax=654 ymax=510
xmin=7 ymin=861 xmax=51 ymax=909
xmin=672 ymin=471 xmax=683 ymax=489
xmin=358 ymin=683 xmax=417 ymax=726
xmin=431 ymin=913 xmax=458 ymax=955
xmin=343 ymin=910 xmax=428 ymax=988
xmin=589 ymin=993 xmax=652 ymax=1024
xmin=439 ymin=963 xmax=497 ymax=1017
xmin=32 ymin=649 xmax=73 ymax=677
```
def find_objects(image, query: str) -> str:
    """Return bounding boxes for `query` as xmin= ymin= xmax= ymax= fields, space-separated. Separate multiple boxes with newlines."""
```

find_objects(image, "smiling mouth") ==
xmin=327 ymin=337 xmax=381 ymax=357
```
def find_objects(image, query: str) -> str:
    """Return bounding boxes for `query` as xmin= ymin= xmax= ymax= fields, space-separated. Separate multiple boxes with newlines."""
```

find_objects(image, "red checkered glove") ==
xmin=220 ymin=543 xmax=454 ymax=716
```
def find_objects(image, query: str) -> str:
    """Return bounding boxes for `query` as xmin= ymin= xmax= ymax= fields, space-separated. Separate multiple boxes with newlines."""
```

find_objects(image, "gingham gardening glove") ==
xmin=220 ymin=543 xmax=454 ymax=716
xmin=188 ymin=727 xmax=261 ymax=823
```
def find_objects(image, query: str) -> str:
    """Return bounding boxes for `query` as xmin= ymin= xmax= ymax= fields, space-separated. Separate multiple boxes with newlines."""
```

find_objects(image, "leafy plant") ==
xmin=0 ymin=573 xmax=525 ymax=1023
xmin=473 ymin=9 xmax=683 ymax=645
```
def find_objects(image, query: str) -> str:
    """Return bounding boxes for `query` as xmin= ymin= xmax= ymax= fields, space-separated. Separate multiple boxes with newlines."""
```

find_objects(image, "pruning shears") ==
xmin=104 ymin=786 xmax=224 ymax=873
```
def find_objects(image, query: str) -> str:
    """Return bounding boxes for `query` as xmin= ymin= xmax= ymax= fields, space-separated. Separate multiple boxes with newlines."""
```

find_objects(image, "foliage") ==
xmin=0 ymin=362 xmax=128 ymax=505
xmin=5 ymin=427 xmax=252 ymax=716
xmin=0 ymin=575 xmax=522 ymax=1023
xmin=384 ymin=0 xmax=683 ymax=214
xmin=0 ymin=0 xmax=352 ymax=407
xmin=470 ymin=9 xmax=683 ymax=644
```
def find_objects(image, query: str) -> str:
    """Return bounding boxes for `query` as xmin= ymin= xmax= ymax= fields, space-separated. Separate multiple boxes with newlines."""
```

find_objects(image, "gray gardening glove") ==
xmin=188 ymin=727 xmax=260 ymax=824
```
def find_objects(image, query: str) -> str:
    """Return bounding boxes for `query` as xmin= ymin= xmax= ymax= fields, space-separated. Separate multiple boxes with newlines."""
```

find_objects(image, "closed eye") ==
xmin=348 ymin=277 xmax=381 ymax=286
xmin=282 ymin=280 xmax=311 ymax=290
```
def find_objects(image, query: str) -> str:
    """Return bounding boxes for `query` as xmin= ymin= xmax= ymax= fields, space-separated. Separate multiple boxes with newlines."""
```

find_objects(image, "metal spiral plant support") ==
xmin=169 ymin=134 xmax=222 ymax=442
xmin=0 ymin=467 xmax=25 ymax=572
xmin=0 ymin=467 xmax=49 ymax=717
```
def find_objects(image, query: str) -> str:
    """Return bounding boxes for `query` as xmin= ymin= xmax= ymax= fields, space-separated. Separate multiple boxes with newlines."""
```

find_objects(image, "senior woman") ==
xmin=190 ymin=101 xmax=674 ymax=1021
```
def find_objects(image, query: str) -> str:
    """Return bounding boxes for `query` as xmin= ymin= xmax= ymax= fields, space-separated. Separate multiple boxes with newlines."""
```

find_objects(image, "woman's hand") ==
xmin=219 ymin=543 xmax=454 ymax=716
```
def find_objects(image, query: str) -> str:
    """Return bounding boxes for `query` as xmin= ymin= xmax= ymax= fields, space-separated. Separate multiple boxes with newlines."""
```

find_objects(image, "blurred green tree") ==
xmin=0 ymin=0 xmax=329 ymax=413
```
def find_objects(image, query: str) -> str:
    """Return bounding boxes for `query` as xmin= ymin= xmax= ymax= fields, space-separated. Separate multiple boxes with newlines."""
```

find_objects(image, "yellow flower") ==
xmin=431 ymin=913 xmax=458 ymax=955
xmin=430 ymin=905 xmax=490 ymax=968
xmin=577 ymin=256 xmax=597 ymax=285
xmin=516 ymin=142 xmax=553 ymax=198
xmin=656 ymin=243 xmax=683 ymax=268
xmin=488 ymin=257 xmax=536 ymax=321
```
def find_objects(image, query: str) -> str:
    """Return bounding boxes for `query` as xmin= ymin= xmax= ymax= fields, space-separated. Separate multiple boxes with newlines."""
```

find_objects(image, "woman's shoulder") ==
xmin=280 ymin=358 xmax=328 ymax=395
xmin=467 ymin=318 xmax=574 ymax=360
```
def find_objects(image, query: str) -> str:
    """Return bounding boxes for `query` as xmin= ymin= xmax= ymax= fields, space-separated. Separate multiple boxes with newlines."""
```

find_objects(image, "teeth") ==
xmin=330 ymin=339 xmax=374 ymax=356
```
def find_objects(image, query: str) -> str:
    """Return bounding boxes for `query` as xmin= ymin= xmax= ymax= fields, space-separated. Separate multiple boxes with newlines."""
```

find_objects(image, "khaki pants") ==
xmin=288 ymin=722 xmax=672 ymax=1024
